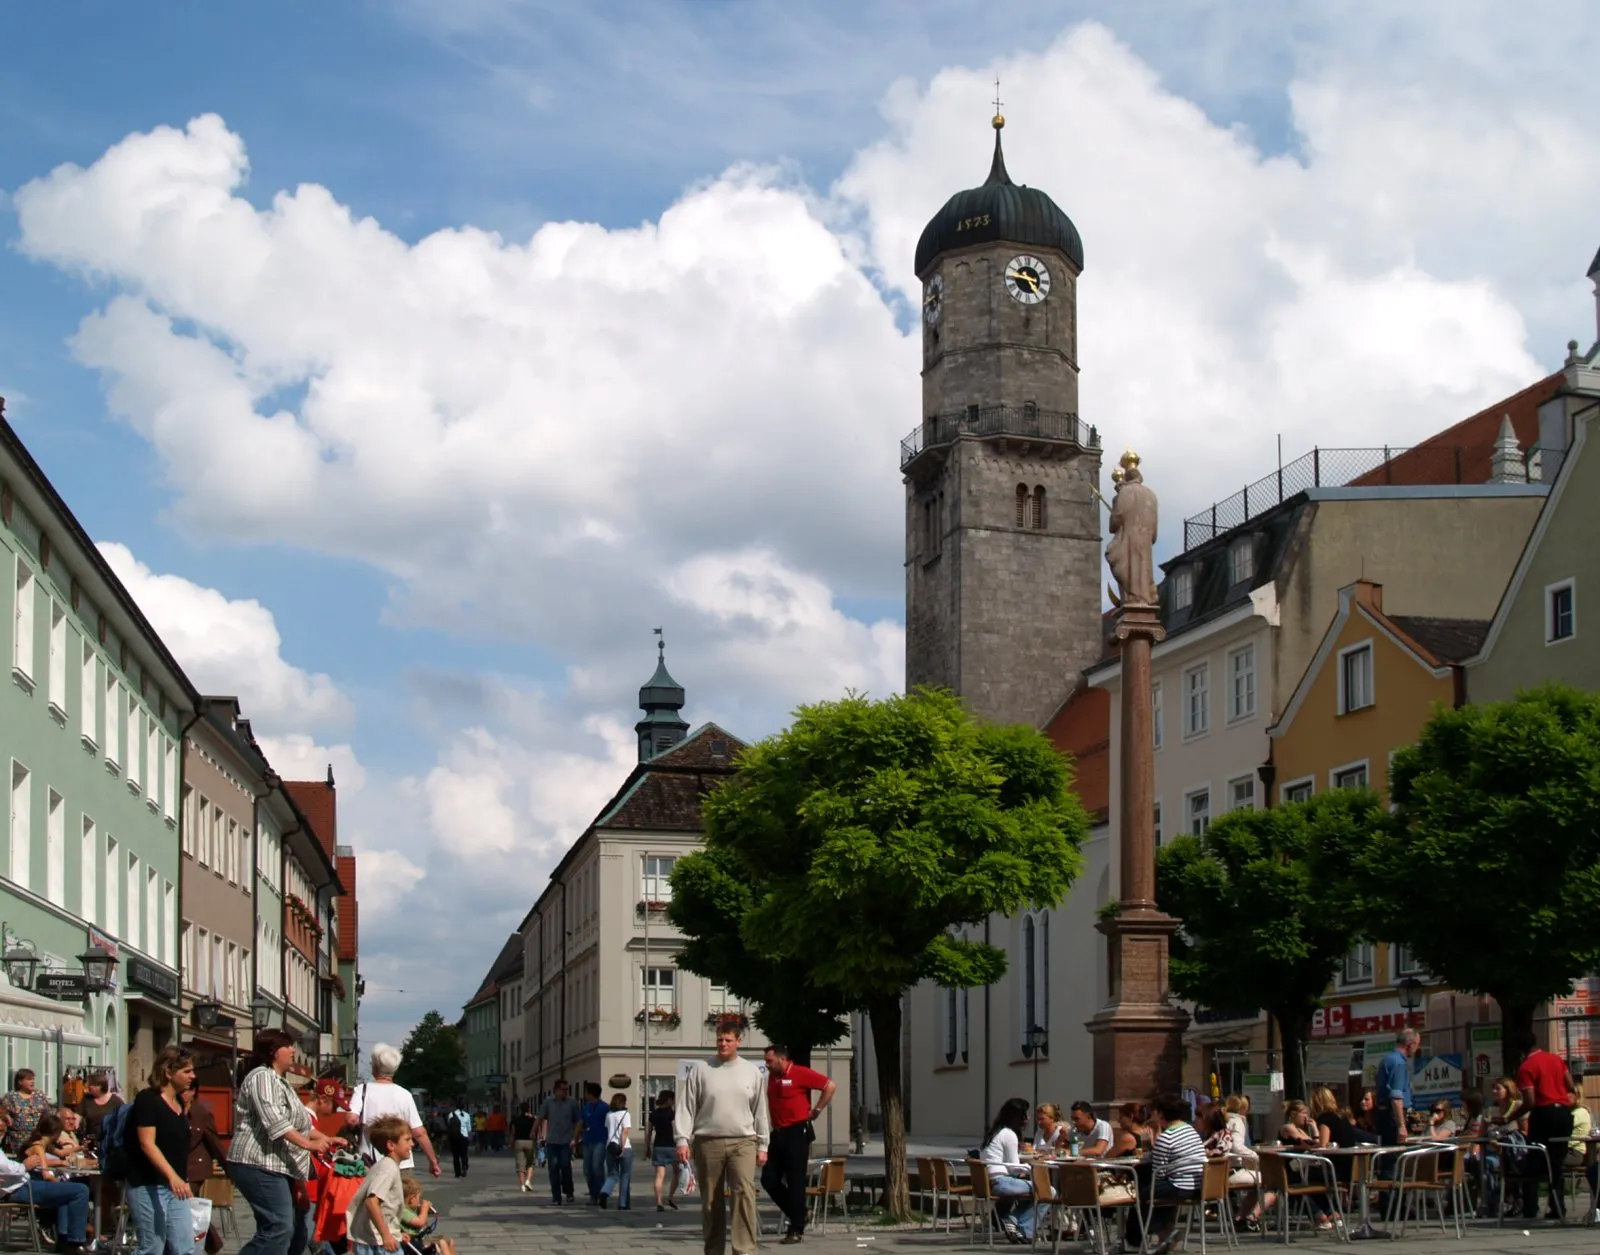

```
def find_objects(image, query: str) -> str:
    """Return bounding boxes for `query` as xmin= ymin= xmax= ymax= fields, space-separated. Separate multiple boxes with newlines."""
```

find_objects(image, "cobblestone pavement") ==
xmin=221 ymin=1154 xmax=1600 ymax=1255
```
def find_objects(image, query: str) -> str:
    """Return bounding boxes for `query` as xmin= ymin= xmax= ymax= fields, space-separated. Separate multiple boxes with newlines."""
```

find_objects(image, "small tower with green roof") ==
xmin=635 ymin=631 xmax=689 ymax=761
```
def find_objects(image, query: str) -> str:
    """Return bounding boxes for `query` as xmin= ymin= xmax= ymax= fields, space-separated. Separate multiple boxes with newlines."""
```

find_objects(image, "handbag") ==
xmin=188 ymin=1197 xmax=214 ymax=1239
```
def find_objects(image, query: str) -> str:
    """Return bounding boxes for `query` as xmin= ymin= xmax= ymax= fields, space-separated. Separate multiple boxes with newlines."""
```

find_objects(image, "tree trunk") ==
xmin=1497 ymin=996 xmax=1536 ymax=1078
xmin=869 ymin=993 xmax=912 ymax=1220
xmin=1274 ymin=1008 xmax=1308 ymax=1103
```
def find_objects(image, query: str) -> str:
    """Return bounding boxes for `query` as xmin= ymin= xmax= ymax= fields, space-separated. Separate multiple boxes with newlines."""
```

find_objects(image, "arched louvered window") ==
xmin=1015 ymin=484 xmax=1028 ymax=528
xmin=1031 ymin=485 xmax=1047 ymax=530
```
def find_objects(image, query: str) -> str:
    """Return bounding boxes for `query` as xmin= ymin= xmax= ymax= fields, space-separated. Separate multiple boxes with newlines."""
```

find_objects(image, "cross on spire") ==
xmin=993 ymin=78 xmax=1003 ymax=116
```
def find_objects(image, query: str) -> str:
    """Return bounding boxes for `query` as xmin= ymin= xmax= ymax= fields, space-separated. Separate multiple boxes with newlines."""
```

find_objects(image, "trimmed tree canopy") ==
xmin=1157 ymin=789 xmax=1384 ymax=1100
xmin=1362 ymin=684 xmax=1600 ymax=1072
xmin=680 ymin=688 xmax=1091 ymax=1217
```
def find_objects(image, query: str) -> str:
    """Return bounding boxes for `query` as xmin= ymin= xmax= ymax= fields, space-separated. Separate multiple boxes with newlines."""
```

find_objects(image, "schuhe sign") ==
xmin=1311 ymin=1003 xmax=1425 ymax=1038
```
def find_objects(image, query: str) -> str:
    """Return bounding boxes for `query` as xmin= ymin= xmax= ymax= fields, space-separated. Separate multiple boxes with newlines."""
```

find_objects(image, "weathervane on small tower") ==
xmin=652 ymin=625 xmax=664 ymax=658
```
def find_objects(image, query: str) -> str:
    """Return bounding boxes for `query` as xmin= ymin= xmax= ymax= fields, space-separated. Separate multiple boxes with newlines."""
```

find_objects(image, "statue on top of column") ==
xmin=1106 ymin=450 xmax=1159 ymax=608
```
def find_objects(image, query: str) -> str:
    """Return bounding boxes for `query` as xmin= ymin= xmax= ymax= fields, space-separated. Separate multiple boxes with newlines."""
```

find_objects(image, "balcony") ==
xmin=900 ymin=405 xmax=1098 ymax=472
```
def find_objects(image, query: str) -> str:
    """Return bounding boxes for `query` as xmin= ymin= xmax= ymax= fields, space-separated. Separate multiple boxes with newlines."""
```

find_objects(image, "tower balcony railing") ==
xmin=900 ymin=405 xmax=1098 ymax=470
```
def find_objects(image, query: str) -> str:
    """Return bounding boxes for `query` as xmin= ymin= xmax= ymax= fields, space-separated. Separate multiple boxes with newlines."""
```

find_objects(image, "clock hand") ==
xmin=1007 ymin=270 xmax=1038 ymax=293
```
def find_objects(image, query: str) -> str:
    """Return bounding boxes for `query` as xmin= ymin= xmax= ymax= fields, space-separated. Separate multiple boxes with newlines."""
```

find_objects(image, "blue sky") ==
xmin=4 ymin=1 xmax=1597 ymax=1050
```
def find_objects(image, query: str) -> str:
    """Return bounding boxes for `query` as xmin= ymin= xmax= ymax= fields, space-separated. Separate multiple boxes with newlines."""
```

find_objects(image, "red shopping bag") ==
xmin=312 ymin=1157 xmax=367 ymax=1244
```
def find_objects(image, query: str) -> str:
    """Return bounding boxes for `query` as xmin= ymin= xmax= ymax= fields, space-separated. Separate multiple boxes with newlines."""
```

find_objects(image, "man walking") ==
xmin=1374 ymin=1028 xmax=1420 ymax=1148
xmin=762 ymin=1045 xmax=836 ymax=1244
xmin=448 ymin=1099 xmax=473 ymax=1177
xmin=677 ymin=1026 xmax=771 ymax=1255
xmin=536 ymin=1080 xmax=582 ymax=1204
xmin=1515 ymin=1030 xmax=1575 ymax=1219
xmin=580 ymin=1082 xmax=612 ymax=1204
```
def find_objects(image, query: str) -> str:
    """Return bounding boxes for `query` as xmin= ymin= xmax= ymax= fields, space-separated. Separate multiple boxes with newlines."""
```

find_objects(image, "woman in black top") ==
xmin=646 ymin=1091 xmax=680 ymax=1212
xmin=126 ymin=1047 xmax=199 ymax=1255
xmin=1310 ymin=1085 xmax=1374 ymax=1187
xmin=511 ymin=1101 xmax=539 ymax=1194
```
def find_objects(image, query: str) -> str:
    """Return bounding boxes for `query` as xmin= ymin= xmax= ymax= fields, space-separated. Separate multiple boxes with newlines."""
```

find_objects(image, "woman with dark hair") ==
xmin=228 ymin=1029 xmax=344 ymax=1255
xmin=126 ymin=1046 xmax=200 ymax=1255
xmin=0 ymin=1069 xmax=53 ymax=1156
xmin=979 ymin=1097 xmax=1036 ymax=1244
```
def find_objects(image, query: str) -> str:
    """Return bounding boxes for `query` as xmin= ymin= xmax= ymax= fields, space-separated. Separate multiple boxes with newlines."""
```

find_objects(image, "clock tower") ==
xmin=903 ymin=113 xmax=1104 ymax=728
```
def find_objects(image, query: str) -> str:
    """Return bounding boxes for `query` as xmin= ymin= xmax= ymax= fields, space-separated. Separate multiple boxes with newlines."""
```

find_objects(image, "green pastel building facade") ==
xmin=1 ymin=412 xmax=197 ymax=1092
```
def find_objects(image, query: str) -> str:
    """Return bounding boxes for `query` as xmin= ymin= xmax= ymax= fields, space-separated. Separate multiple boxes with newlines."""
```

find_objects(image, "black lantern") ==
xmin=77 ymin=944 xmax=117 ymax=993
xmin=251 ymin=994 xmax=276 ymax=1030
xmin=3 ymin=940 xmax=39 ymax=990
xmin=299 ymin=1027 xmax=322 ymax=1057
xmin=1397 ymin=976 xmax=1424 ymax=1013
xmin=193 ymin=999 xmax=223 ymax=1030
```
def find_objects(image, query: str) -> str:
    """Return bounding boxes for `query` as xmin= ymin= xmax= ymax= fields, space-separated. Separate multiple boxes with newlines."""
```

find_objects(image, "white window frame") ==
xmin=1185 ymin=786 xmax=1211 ymax=836
xmin=12 ymin=561 xmax=34 ymax=685
xmin=1393 ymin=943 xmax=1425 ymax=981
xmin=1018 ymin=911 xmax=1049 ymax=1055
xmin=127 ymin=852 xmax=142 ymax=951
xmin=125 ymin=702 xmax=141 ymax=792
xmin=1228 ymin=774 xmax=1256 ymax=812
xmin=1280 ymin=776 xmax=1315 ymax=804
xmin=1545 ymin=577 xmax=1576 ymax=645
xmin=1183 ymin=663 xmax=1210 ymax=739
xmin=145 ymin=721 xmax=160 ymax=810
xmin=1227 ymin=644 xmax=1256 ymax=723
xmin=707 ymin=982 xmax=740 ymax=1016
xmin=45 ymin=789 xmax=63 ymax=906
xmin=80 ymin=817 xmax=97 ymax=925
xmin=162 ymin=881 xmax=175 ymax=966
xmin=47 ymin=604 xmax=66 ymax=716
xmin=104 ymin=676 xmax=120 ymax=770
xmin=1151 ymin=682 xmax=1163 ymax=751
xmin=1229 ymin=538 xmax=1254 ymax=586
xmin=1341 ymin=942 xmax=1375 ymax=988
xmin=104 ymin=837 xmax=119 ymax=937
xmin=9 ymin=761 xmax=30 ymax=888
xmin=80 ymin=643 xmax=97 ymax=749
xmin=641 ymin=854 xmax=676 ymax=903
xmin=1331 ymin=760 xmax=1370 ymax=791
xmin=1337 ymin=641 xmax=1374 ymax=714
xmin=641 ymin=966 xmax=675 ymax=1013
xmin=1171 ymin=566 xmax=1194 ymax=610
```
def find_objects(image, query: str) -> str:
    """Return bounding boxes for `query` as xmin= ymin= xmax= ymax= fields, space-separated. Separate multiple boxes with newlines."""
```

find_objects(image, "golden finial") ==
xmin=1110 ymin=466 xmax=1125 ymax=486
xmin=1119 ymin=449 xmax=1141 ymax=471
xmin=992 ymin=78 xmax=1005 ymax=130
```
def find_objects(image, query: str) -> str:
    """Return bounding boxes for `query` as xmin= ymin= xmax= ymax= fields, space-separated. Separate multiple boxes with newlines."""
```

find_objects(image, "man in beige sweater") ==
xmin=676 ymin=1026 xmax=771 ymax=1255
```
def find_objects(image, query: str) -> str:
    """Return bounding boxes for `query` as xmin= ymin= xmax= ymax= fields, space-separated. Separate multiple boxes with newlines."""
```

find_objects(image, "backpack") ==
xmin=100 ymin=1102 xmax=133 ymax=1180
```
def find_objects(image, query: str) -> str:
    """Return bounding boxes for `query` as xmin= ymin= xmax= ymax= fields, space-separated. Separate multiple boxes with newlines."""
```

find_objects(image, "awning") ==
xmin=0 ymin=975 xmax=100 ymax=1047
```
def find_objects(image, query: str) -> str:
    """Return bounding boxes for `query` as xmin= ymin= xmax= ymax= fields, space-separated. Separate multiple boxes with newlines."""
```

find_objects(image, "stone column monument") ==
xmin=1088 ymin=451 xmax=1189 ymax=1104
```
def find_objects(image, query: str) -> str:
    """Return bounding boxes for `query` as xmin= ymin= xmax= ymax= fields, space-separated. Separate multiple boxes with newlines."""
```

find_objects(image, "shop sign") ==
xmin=126 ymin=958 xmax=179 ymax=1004
xmin=1311 ymin=1002 xmax=1424 ymax=1038
xmin=1240 ymin=1073 xmax=1277 ymax=1106
xmin=1305 ymin=1041 xmax=1356 ymax=1084
xmin=1412 ymin=1053 xmax=1464 ymax=1105
xmin=1469 ymin=1024 xmax=1502 ymax=1079
xmin=33 ymin=973 xmax=86 ymax=1001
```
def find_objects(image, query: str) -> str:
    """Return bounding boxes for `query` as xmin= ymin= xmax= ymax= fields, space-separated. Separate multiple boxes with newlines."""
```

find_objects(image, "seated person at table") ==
xmin=979 ymin=1098 xmax=1038 ymax=1244
xmin=1427 ymin=1101 xmax=1458 ymax=1139
xmin=1353 ymin=1089 xmax=1378 ymax=1135
xmin=1034 ymin=1104 xmax=1069 ymax=1152
xmin=52 ymin=1110 xmax=82 ymax=1162
xmin=0 ymin=1112 xmax=90 ymax=1255
xmin=1201 ymin=1105 xmax=1264 ymax=1230
xmin=1223 ymin=1095 xmax=1252 ymax=1149
xmin=1565 ymin=1099 xmax=1591 ymax=1170
xmin=1126 ymin=1096 xmax=1207 ymax=1253
xmin=1277 ymin=1101 xmax=1318 ymax=1147
xmin=1310 ymin=1086 xmax=1365 ymax=1181
xmin=22 ymin=1114 xmax=68 ymax=1177
xmin=1110 ymin=1103 xmax=1150 ymax=1159
xmin=1069 ymin=1103 xmax=1113 ymax=1159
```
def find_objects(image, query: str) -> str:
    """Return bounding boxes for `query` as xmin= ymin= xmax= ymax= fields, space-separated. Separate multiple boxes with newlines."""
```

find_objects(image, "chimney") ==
xmin=1350 ymin=579 xmax=1383 ymax=614
xmin=1488 ymin=415 xmax=1523 ymax=484
xmin=326 ymin=763 xmax=336 ymax=788
xmin=1590 ymin=246 xmax=1600 ymax=347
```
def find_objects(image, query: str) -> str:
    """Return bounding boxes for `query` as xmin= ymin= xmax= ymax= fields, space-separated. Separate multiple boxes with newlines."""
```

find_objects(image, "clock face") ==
xmin=1004 ymin=255 xmax=1052 ymax=305
xmin=923 ymin=273 xmax=945 ymax=327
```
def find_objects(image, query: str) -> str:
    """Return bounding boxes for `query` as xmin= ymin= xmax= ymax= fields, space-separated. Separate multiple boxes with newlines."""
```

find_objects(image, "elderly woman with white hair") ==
xmin=344 ymin=1044 xmax=442 ymax=1178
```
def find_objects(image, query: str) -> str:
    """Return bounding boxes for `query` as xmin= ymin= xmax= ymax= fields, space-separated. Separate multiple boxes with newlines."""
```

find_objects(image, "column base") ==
xmin=1086 ymin=1002 xmax=1190 ymax=1107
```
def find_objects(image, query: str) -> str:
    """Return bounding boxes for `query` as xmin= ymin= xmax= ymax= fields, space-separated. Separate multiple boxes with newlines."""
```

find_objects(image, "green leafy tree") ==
xmin=1156 ymin=790 xmax=1383 ymax=1101
xmin=669 ymin=845 xmax=849 ymax=1063
xmin=393 ymin=1010 xmax=467 ymax=1102
xmin=1362 ymin=684 xmax=1600 ymax=1075
xmin=690 ymin=689 xmax=1091 ymax=1218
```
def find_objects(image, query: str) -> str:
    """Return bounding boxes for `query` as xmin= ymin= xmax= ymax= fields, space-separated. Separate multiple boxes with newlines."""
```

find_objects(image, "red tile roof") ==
xmin=284 ymin=780 xmax=337 ymax=860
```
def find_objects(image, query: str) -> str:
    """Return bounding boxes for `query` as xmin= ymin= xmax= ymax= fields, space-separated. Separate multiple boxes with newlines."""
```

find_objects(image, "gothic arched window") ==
xmin=1019 ymin=910 xmax=1050 ymax=1056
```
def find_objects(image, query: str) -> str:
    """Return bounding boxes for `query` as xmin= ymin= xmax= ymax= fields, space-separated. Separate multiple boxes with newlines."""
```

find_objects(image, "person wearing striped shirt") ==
xmin=1137 ymin=1096 xmax=1207 ymax=1253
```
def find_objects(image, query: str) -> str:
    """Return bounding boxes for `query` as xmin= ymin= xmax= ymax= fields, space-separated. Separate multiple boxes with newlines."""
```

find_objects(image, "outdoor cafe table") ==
xmin=1314 ymin=1144 xmax=1410 ymax=1241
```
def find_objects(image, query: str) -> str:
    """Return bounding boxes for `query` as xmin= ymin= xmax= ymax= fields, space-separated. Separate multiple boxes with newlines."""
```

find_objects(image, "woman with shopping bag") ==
xmin=125 ymin=1047 xmax=199 ymax=1255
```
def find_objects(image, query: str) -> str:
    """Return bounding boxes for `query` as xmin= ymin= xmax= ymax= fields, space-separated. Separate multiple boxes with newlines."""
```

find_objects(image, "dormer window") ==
xmin=1229 ymin=538 xmax=1254 ymax=586
xmin=1170 ymin=567 xmax=1194 ymax=610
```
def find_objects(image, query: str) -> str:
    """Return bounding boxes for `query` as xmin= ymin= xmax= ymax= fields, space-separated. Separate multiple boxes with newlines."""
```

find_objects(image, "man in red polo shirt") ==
xmin=762 ymin=1045 xmax=837 ymax=1244
xmin=1514 ymin=1030 xmax=1575 ymax=1219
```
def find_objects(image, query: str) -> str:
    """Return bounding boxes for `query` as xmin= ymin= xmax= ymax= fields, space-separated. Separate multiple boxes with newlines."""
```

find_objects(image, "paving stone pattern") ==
xmin=219 ymin=1153 xmax=1600 ymax=1255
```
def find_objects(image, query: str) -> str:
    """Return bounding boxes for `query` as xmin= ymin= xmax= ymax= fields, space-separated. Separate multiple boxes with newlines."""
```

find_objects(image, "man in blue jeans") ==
xmin=536 ymin=1081 xmax=582 ymax=1205
xmin=0 ymin=1113 xmax=90 ymax=1253
xmin=1374 ymin=1027 xmax=1421 ymax=1214
xmin=580 ymin=1083 xmax=610 ymax=1205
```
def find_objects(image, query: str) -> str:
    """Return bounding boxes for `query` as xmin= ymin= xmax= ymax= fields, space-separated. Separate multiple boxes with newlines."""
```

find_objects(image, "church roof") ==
xmin=914 ymin=119 xmax=1084 ymax=277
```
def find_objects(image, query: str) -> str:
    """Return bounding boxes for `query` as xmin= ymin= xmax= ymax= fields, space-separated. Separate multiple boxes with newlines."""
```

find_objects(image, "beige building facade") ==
xmin=179 ymin=699 xmax=263 ymax=1078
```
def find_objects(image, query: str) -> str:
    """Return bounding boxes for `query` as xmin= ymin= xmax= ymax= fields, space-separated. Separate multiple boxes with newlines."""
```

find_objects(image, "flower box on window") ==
xmin=706 ymin=1012 xmax=749 ymax=1031
xmin=635 ymin=900 xmax=670 ymax=916
xmin=634 ymin=1007 xmax=681 ymax=1028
